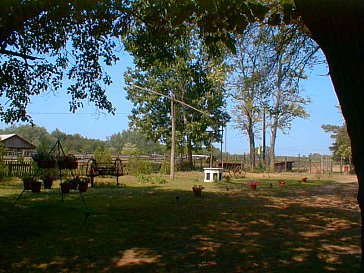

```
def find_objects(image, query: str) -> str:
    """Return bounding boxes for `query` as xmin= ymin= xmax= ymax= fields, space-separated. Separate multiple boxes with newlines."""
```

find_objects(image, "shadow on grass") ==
xmin=0 ymin=180 xmax=360 ymax=273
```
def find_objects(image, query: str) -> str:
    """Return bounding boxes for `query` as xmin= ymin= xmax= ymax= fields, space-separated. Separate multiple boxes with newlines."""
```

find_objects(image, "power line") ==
xmin=132 ymin=85 xmax=211 ymax=116
xmin=29 ymin=112 xmax=130 ymax=115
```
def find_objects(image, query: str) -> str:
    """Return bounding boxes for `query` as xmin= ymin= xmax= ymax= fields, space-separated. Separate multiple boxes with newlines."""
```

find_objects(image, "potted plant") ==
xmin=78 ymin=177 xmax=90 ymax=192
xmin=22 ymin=176 xmax=42 ymax=193
xmin=22 ymin=176 xmax=33 ymax=190
xmin=248 ymin=181 xmax=260 ymax=190
xmin=70 ymin=176 xmax=81 ymax=190
xmin=192 ymin=185 xmax=204 ymax=197
xmin=32 ymin=152 xmax=56 ymax=168
xmin=58 ymin=155 xmax=78 ymax=169
xmin=22 ymin=176 xmax=35 ymax=190
xmin=60 ymin=179 xmax=72 ymax=194
xmin=42 ymin=172 xmax=56 ymax=189
xmin=31 ymin=180 xmax=42 ymax=193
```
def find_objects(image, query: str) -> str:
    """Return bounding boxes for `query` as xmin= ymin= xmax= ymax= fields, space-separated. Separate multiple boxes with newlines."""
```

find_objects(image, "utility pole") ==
xmin=220 ymin=126 xmax=224 ymax=168
xmin=209 ymin=138 xmax=213 ymax=168
xmin=262 ymin=107 xmax=266 ymax=167
xmin=170 ymin=94 xmax=175 ymax=180
xmin=132 ymin=85 xmax=210 ymax=180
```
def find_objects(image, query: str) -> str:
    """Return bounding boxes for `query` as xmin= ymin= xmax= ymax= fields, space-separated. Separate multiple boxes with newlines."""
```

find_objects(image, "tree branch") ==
xmin=0 ymin=49 xmax=43 ymax=60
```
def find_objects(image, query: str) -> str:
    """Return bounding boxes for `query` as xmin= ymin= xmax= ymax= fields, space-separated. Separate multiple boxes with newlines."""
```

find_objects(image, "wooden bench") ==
xmin=86 ymin=158 xmax=124 ymax=187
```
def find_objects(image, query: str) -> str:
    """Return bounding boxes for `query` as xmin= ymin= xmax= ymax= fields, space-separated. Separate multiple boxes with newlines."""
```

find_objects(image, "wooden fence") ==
xmin=2 ymin=161 xmax=34 ymax=177
xmin=0 ymin=154 xmax=351 ymax=178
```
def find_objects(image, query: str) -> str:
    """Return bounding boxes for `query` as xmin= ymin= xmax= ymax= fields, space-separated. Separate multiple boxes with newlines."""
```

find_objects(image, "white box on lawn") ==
xmin=203 ymin=168 xmax=223 ymax=182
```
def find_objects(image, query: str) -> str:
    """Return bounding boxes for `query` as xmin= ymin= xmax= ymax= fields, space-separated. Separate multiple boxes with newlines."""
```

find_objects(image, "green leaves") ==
xmin=124 ymin=32 xmax=230 ymax=153
xmin=322 ymin=123 xmax=351 ymax=162
xmin=0 ymin=0 xmax=127 ymax=123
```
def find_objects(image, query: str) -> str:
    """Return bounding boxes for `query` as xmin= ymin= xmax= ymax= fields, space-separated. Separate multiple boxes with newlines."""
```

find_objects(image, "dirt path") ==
xmin=245 ymin=171 xmax=358 ymax=184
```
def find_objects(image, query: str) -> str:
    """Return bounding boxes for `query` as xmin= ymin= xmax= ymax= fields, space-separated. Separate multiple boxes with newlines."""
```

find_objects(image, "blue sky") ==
xmin=0 ymin=50 xmax=343 ymax=156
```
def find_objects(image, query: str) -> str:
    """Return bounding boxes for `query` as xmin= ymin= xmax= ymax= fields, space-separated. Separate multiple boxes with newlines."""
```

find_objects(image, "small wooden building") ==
xmin=0 ymin=134 xmax=36 ymax=158
xmin=274 ymin=161 xmax=294 ymax=172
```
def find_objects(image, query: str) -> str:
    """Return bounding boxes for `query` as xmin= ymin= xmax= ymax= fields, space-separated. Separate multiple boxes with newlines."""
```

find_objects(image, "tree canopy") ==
xmin=125 ymin=33 xmax=230 ymax=149
xmin=322 ymin=123 xmax=351 ymax=163
xmin=0 ymin=0 xmax=131 ymax=123
xmin=0 ymin=0 xmax=274 ymax=124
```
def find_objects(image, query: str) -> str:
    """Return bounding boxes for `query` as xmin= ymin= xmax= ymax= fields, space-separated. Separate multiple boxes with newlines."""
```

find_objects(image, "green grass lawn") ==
xmin=0 ymin=173 xmax=361 ymax=272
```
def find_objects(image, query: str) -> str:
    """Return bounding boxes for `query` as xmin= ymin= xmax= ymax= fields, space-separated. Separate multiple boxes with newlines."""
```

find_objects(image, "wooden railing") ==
xmin=2 ymin=161 xmax=34 ymax=177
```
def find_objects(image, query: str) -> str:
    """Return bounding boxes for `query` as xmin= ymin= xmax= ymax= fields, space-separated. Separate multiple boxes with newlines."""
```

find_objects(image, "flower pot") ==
xmin=70 ymin=180 xmax=78 ymax=190
xmin=70 ymin=177 xmax=81 ymax=190
xmin=31 ymin=181 xmax=42 ymax=193
xmin=67 ymin=161 xmax=78 ymax=169
xmin=250 ymin=184 xmax=257 ymax=190
xmin=22 ymin=177 xmax=35 ymax=190
xmin=37 ymin=159 xmax=56 ymax=169
xmin=78 ymin=182 xmax=89 ymax=192
xmin=58 ymin=156 xmax=77 ymax=169
xmin=23 ymin=180 xmax=32 ymax=190
xmin=43 ymin=178 xmax=54 ymax=189
xmin=57 ymin=160 xmax=67 ymax=169
xmin=248 ymin=181 xmax=259 ymax=190
xmin=192 ymin=187 xmax=203 ymax=197
xmin=60 ymin=183 xmax=71 ymax=194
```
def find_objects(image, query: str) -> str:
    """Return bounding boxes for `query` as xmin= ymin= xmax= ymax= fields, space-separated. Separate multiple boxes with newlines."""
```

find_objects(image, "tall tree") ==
xmin=124 ymin=37 xmax=229 ymax=168
xmin=229 ymin=23 xmax=315 ymax=171
xmin=322 ymin=123 xmax=351 ymax=163
xmin=259 ymin=25 xmax=315 ymax=170
xmin=292 ymin=1 xmax=364 ymax=268
xmin=229 ymin=24 xmax=269 ymax=171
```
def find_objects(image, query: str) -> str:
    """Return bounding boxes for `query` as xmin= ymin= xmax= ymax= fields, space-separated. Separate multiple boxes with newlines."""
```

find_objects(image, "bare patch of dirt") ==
xmin=245 ymin=172 xmax=358 ymax=184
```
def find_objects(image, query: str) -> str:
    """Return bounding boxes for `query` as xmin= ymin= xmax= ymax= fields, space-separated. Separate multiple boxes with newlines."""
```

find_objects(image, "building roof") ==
xmin=0 ymin=134 xmax=36 ymax=149
xmin=0 ymin=134 xmax=16 ymax=141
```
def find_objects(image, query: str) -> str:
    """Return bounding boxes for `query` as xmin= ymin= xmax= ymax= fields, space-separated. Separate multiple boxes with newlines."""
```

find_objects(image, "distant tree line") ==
xmin=0 ymin=125 xmax=167 ymax=156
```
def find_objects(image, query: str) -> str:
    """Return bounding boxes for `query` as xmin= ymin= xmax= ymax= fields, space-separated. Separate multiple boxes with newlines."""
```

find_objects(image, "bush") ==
xmin=94 ymin=146 xmax=112 ymax=163
xmin=153 ymin=175 xmax=168 ymax=184
xmin=223 ymin=173 xmax=233 ymax=183
xmin=0 ymin=162 xmax=6 ymax=180
xmin=137 ymin=174 xmax=168 ymax=184
xmin=0 ymin=145 xmax=6 ymax=180
xmin=126 ymin=157 xmax=153 ymax=176
xmin=160 ymin=161 xmax=170 ymax=175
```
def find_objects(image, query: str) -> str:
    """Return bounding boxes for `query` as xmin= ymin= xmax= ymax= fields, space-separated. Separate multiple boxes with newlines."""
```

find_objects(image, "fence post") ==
xmin=309 ymin=155 xmax=312 ymax=174
xmin=284 ymin=156 xmax=287 ymax=172
xmin=7 ymin=162 xmax=12 ymax=176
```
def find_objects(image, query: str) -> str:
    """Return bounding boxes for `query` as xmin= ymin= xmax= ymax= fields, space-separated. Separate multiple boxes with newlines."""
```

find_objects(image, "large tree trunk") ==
xmin=295 ymin=0 xmax=364 ymax=270
xmin=269 ymin=124 xmax=277 ymax=171
xmin=245 ymin=108 xmax=256 ymax=171
xmin=269 ymin=54 xmax=283 ymax=171
xmin=247 ymin=126 xmax=256 ymax=171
